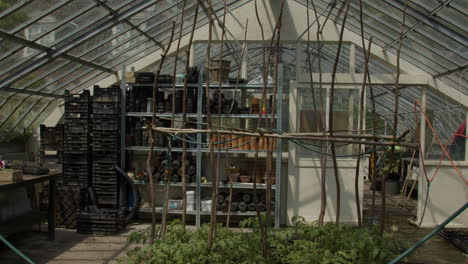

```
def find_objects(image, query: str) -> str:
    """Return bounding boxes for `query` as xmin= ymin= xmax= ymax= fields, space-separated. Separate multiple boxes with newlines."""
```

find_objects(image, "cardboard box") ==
xmin=0 ymin=169 xmax=23 ymax=182
xmin=126 ymin=72 xmax=136 ymax=83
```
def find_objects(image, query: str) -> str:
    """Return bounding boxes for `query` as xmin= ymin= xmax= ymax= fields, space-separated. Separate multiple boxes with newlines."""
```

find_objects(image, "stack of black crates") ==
xmin=75 ymin=85 xmax=125 ymax=235
xmin=63 ymin=90 xmax=92 ymax=187
xmin=39 ymin=124 xmax=64 ymax=212
xmin=39 ymin=124 xmax=64 ymax=165
xmin=91 ymin=85 xmax=121 ymax=208
xmin=48 ymin=90 xmax=93 ymax=228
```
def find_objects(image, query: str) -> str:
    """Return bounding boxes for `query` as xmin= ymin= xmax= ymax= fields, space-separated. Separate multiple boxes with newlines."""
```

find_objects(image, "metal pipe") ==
xmin=388 ymin=202 xmax=468 ymax=264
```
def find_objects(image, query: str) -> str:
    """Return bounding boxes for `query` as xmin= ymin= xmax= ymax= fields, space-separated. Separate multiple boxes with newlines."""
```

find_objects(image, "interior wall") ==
xmin=287 ymin=83 xmax=364 ymax=225
xmin=417 ymin=162 xmax=468 ymax=228
xmin=287 ymin=158 xmax=364 ymax=225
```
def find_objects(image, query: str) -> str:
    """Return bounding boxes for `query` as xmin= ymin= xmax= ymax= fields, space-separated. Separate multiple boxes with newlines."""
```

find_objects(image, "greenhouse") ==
xmin=0 ymin=0 xmax=467 ymax=263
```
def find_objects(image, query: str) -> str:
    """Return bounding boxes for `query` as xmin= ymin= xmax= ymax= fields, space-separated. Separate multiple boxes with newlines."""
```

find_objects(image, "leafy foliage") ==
xmin=120 ymin=218 xmax=402 ymax=264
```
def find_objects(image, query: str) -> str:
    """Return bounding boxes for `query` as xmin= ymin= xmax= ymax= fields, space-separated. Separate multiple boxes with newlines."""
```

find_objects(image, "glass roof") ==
xmin=0 ymin=0 xmax=466 ymax=141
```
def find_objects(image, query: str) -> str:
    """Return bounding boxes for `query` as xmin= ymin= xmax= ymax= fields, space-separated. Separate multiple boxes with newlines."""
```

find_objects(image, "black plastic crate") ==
xmin=92 ymin=152 xmax=120 ymax=162
xmin=91 ymin=167 xmax=116 ymax=174
xmin=94 ymin=188 xmax=119 ymax=196
xmin=92 ymin=130 xmax=120 ymax=140
xmin=63 ymin=143 xmax=91 ymax=152
xmin=64 ymin=103 xmax=91 ymax=114
xmin=92 ymin=117 xmax=119 ymax=131
xmin=92 ymin=144 xmax=119 ymax=152
xmin=64 ymin=124 xmax=91 ymax=134
xmin=92 ymin=102 xmax=120 ymax=115
xmin=62 ymin=177 xmax=89 ymax=187
xmin=64 ymin=117 xmax=90 ymax=126
xmin=93 ymin=85 xmax=121 ymax=103
xmin=56 ymin=187 xmax=80 ymax=229
xmin=64 ymin=112 xmax=90 ymax=119
xmin=63 ymin=162 xmax=89 ymax=172
xmin=92 ymin=176 xmax=118 ymax=184
xmin=40 ymin=124 xmax=64 ymax=143
xmin=63 ymin=154 xmax=89 ymax=164
xmin=40 ymin=144 xmax=64 ymax=152
xmin=65 ymin=90 xmax=91 ymax=103
xmin=64 ymin=135 xmax=89 ymax=145
xmin=77 ymin=208 xmax=125 ymax=235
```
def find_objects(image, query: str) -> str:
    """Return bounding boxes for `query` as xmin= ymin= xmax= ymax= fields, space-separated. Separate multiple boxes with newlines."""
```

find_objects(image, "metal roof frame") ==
xmin=0 ymin=0 xmax=160 ymax=89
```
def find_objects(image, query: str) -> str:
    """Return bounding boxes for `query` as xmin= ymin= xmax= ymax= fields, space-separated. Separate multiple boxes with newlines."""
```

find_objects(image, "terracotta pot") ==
xmin=239 ymin=175 xmax=251 ymax=183
xmin=250 ymin=137 xmax=257 ymax=150
xmin=229 ymin=173 xmax=239 ymax=182
xmin=226 ymin=134 xmax=232 ymax=148
xmin=244 ymin=136 xmax=251 ymax=150
xmin=241 ymin=137 xmax=248 ymax=150
xmin=259 ymin=137 xmax=265 ymax=151
xmin=263 ymin=177 xmax=276 ymax=185
xmin=254 ymin=176 xmax=263 ymax=183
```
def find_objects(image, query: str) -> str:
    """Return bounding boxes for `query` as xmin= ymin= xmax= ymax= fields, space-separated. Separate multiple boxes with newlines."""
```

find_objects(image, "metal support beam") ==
xmin=0 ymin=0 xmax=160 ymax=89
xmin=383 ymin=0 xmax=466 ymax=48
xmin=434 ymin=64 xmax=468 ymax=79
xmin=0 ymin=31 xmax=116 ymax=75
xmin=93 ymin=0 xmax=165 ymax=51
xmin=0 ymin=87 xmax=63 ymax=98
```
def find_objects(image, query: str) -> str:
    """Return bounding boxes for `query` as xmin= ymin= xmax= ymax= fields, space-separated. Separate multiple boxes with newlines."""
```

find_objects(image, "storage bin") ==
xmin=169 ymin=200 xmax=182 ymax=210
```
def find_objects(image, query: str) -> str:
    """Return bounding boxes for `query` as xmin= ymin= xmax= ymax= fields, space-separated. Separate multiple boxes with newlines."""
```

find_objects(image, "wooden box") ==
xmin=0 ymin=169 xmax=23 ymax=182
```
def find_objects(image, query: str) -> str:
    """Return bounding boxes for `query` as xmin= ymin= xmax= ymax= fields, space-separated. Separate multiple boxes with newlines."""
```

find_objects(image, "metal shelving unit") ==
xmin=121 ymin=65 xmax=284 ymax=228
xmin=133 ymin=181 xmax=276 ymax=189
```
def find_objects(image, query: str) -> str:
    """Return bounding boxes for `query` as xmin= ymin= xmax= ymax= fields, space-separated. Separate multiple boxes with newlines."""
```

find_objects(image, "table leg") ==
xmin=48 ymin=179 xmax=56 ymax=241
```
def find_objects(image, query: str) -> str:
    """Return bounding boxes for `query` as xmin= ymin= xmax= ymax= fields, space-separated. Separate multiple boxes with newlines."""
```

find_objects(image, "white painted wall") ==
xmin=417 ymin=161 xmax=468 ymax=228
xmin=287 ymin=158 xmax=364 ymax=225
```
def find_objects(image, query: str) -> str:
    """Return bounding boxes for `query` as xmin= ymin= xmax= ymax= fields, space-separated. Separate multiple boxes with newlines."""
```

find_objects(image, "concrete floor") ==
xmin=362 ymin=182 xmax=467 ymax=264
xmin=0 ymin=222 xmax=148 ymax=264
xmin=0 ymin=182 xmax=466 ymax=264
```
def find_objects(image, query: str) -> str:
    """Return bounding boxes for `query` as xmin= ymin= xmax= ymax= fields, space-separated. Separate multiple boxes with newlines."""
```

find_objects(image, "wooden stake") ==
xmin=327 ymin=0 xmax=351 ymax=224
xmin=147 ymin=21 xmax=176 ymax=245
xmin=181 ymin=0 xmax=200 ymax=228
xmin=354 ymin=37 xmax=373 ymax=227
xmin=382 ymin=0 xmax=408 ymax=235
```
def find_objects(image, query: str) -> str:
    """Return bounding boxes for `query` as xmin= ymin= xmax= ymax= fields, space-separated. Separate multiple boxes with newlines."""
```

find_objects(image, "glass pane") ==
xmin=12 ymin=59 xmax=71 ymax=89
xmin=297 ymin=43 xmax=351 ymax=75
xmin=355 ymin=46 xmax=397 ymax=74
xmin=0 ymin=0 xmax=32 ymax=32
xmin=0 ymin=46 xmax=44 ymax=78
xmin=425 ymin=90 xmax=466 ymax=161
xmin=298 ymin=87 xmax=358 ymax=159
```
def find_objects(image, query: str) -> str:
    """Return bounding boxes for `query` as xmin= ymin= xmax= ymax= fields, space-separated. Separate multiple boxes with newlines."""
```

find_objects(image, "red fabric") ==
xmin=452 ymin=120 xmax=466 ymax=144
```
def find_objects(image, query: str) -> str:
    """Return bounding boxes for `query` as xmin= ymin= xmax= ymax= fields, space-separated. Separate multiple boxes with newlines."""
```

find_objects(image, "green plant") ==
xmin=379 ymin=147 xmax=401 ymax=179
xmin=119 ymin=218 xmax=403 ymax=264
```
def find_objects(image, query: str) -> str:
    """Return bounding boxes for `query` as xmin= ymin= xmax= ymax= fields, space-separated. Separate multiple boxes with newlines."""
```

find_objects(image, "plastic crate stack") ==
xmin=63 ymin=90 xmax=92 ymax=187
xmin=39 ymin=124 xmax=64 ymax=210
xmin=77 ymin=208 xmax=125 ymax=235
xmin=39 ymin=124 xmax=64 ymax=163
xmin=91 ymin=85 xmax=121 ymax=208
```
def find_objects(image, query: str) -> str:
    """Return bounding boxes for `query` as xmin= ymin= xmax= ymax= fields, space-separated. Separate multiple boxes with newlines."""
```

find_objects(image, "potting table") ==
xmin=0 ymin=171 xmax=61 ymax=241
